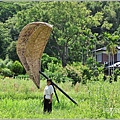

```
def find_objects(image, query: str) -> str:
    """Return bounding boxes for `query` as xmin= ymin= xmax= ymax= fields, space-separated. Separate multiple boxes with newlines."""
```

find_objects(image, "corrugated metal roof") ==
xmin=93 ymin=47 xmax=106 ymax=52
xmin=117 ymin=46 xmax=120 ymax=50
xmin=93 ymin=46 xmax=120 ymax=52
xmin=105 ymin=62 xmax=120 ymax=68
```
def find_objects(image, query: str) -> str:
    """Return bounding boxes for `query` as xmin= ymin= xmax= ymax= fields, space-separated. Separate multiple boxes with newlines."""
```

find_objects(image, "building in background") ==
xmin=93 ymin=46 xmax=120 ymax=76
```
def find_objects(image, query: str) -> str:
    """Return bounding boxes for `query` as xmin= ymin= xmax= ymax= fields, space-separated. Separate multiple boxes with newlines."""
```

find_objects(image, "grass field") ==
xmin=0 ymin=77 xmax=120 ymax=119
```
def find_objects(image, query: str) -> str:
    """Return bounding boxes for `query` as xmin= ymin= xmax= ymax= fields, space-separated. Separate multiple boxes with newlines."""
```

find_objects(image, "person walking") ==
xmin=43 ymin=79 xmax=54 ymax=113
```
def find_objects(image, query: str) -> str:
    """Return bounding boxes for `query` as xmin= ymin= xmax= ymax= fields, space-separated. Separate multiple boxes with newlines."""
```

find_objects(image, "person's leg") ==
xmin=43 ymin=99 xmax=48 ymax=113
xmin=48 ymin=101 xmax=52 ymax=113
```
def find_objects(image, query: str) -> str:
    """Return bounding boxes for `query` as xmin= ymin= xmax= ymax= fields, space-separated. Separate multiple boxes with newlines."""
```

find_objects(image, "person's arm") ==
xmin=49 ymin=85 xmax=54 ymax=103
xmin=49 ymin=93 xmax=53 ymax=103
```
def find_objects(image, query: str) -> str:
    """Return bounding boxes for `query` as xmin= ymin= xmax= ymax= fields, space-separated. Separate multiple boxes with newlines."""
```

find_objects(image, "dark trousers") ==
xmin=43 ymin=98 xmax=52 ymax=113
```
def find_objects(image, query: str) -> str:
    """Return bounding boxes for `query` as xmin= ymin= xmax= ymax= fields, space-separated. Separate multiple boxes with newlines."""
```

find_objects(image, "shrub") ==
xmin=41 ymin=53 xmax=60 ymax=71
xmin=82 ymin=65 xmax=92 ymax=84
xmin=43 ymin=62 xmax=70 ymax=83
xmin=65 ymin=62 xmax=92 ymax=85
xmin=65 ymin=62 xmax=82 ymax=85
xmin=0 ymin=59 xmax=6 ymax=69
xmin=1 ymin=68 xmax=13 ymax=77
xmin=6 ymin=60 xmax=13 ymax=71
xmin=15 ymin=74 xmax=29 ymax=80
xmin=4 ymin=56 xmax=10 ymax=65
xmin=12 ymin=61 xmax=23 ymax=76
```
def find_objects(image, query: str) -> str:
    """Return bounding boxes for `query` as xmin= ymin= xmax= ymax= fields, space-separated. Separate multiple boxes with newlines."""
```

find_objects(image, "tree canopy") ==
xmin=0 ymin=1 xmax=120 ymax=67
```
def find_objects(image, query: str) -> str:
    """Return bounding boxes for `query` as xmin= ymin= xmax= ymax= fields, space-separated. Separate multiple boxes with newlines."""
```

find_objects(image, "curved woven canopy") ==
xmin=16 ymin=22 xmax=53 ymax=88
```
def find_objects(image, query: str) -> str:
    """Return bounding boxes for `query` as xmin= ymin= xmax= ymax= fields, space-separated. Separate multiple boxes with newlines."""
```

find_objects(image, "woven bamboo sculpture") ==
xmin=16 ymin=22 xmax=53 ymax=88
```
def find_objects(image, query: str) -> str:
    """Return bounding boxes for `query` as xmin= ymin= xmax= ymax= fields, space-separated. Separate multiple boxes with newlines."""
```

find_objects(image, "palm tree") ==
xmin=105 ymin=32 xmax=119 ymax=78
xmin=106 ymin=42 xmax=118 ymax=79
xmin=110 ymin=43 xmax=117 ymax=79
xmin=106 ymin=43 xmax=112 ymax=76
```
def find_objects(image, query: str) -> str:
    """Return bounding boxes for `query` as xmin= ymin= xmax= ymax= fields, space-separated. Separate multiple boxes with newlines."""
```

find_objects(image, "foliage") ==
xmin=0 ymin=58 xmax=25 ymax=77
xmin=65 ymin=63 xmax=82 ymax=85
xmin=0 ymin=2 xmax=120 ymax=118
xmin=0 ymin=59 xmax=6 ymax=69
xmin=0 ymin=77 xmax=120 ymax=118
xmin=114 ymin=68 xmax=120 ymax=75
xmin=114 ymin=69 xmax=120 ymax=81
xmin=15 ymin=74 xmax=30 ymax=80
xmin=0 ymin=2 xmax=120 ymax=66
xmin=42 ymin=59 xmax=95 ymax=84
xmin=0 ymin=58 xmax=13 ymax=77
xmin=0 ymin=22 xmax=11 ymax=59
xmin=43 ymin=61 xmax=70 ymax=83
xmin=0 ymin=2 xmax=120 ymax=83
xmin=65 ymin=62 xmax=92 ymax=85
xmin=41 ymin=53 xmax=71 ymax=83
xmin=42 ymin=60 xmax=104 ymax=84
xmin=0 ymin=68 xmax=13 ymax=77
xmin=82 ymin=65 xmax=91 ymax=83
xmin=41 ymin=53 xmax=60 ymax=71
xmin=7 ymin=41 xmax=19 ymax=61
xmin=12 ymin=60 xmax=24 ymax=76
xmin=6 ymin=60 xmax=13 ymax=71
xmin=0 ymin=2 xmax=19 ymax=22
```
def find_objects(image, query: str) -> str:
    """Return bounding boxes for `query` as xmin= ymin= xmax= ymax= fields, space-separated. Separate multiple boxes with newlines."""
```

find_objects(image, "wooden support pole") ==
xmin=39 ymin=71 xmax=78 ymax=105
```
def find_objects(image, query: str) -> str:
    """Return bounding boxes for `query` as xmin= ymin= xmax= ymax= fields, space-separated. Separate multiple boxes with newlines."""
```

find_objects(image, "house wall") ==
xmin=95 ymin=48 xmax=120 ymax=64
xmin=96 ymin=52 xmax=109 ymax=64
xmin=96 ymin=53 xmax=102 ymax=63
xmin=117 ymin=51 xmax=120 ymax=61
xmin=102 ymin=53 xmax=108 ymax=64
xmin=114 ymin=54 xmax=117 ymax=62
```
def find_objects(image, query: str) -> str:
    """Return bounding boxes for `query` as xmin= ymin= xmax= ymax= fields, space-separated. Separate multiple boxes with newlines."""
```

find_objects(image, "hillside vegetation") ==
xmin=0 ymin=1 xmax=120 ymax=83
xmin=0 ymin=2 xmax=120 ymax=63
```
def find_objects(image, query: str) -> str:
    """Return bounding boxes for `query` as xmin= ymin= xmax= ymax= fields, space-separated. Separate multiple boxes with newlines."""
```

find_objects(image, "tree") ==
xmin=0 ymin=22 xmax=11 ymax=59
xmin=105 ymin=32 xmax=119 ymax=77
xmin=46 ymin=2 xmax=105 ymax=67
xmin=6 ymin=41 xmax=19 ymax=61
xmin=110 ymin=43 xmax=117 ymax=78
xmin=1 ymin=1 xmax=120 ymax=67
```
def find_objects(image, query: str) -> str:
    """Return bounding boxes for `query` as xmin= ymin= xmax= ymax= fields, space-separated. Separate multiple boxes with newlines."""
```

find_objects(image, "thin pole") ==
xmin=53 ymin=85 xmax=59 ymax=103
xmin=39 ymin=71 xmax=78 ymax=105
xmin=52 ymin=82 xmax=78 ymax=105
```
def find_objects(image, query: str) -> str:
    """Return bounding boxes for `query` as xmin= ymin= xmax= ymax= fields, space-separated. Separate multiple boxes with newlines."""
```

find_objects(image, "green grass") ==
xmin=0 ymin=77 xmax=120 ymax=118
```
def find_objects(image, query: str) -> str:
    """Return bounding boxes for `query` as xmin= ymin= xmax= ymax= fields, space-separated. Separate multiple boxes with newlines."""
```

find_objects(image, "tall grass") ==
xmin=0 ymin=76 xmax=120 ymax=118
